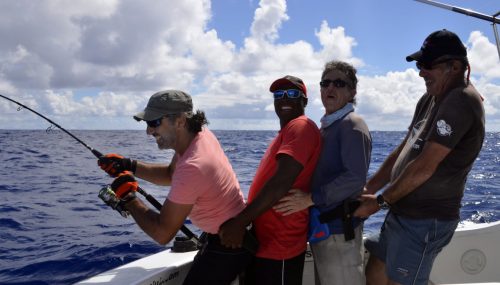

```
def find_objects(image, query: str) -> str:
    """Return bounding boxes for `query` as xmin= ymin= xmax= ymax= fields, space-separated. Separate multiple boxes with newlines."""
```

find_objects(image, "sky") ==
xmin=0 ymin=0 xmax=499 ymax=131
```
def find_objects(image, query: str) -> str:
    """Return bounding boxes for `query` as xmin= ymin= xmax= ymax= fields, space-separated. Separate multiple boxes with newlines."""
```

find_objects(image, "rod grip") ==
xmin=91 ymin=149 xmax=103 ymax=158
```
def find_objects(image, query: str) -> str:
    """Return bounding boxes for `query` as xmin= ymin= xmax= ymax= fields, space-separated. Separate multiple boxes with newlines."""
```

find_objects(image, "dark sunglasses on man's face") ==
xmin=416 ymin=58 xmax=452 ymax=71
xmin=273 ymin=89 xmax=304 ymax=100
xmin=319 ymin=79 xmax=349 ymax=88
xmin=146 ymin=117 xmax=164 ymax=128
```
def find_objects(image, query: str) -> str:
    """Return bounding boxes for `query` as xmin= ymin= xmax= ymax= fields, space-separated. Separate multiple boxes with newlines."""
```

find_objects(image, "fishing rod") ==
xmin=0 ymin=94 xmax=103 ymax=158
xmin=0 ymin=93 xmax=200 ymax=245
xmin=415 ymin=0 xmax=500 ymax=60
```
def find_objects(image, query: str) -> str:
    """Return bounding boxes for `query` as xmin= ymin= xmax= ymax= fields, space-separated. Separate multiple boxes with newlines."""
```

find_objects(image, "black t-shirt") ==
xmin=390 ymin=83 xmax=485 ymax=220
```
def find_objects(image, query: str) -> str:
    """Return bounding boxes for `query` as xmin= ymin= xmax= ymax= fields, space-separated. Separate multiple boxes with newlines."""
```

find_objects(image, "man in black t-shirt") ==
xmin=354 ymin=29 xmax=485 ymax=285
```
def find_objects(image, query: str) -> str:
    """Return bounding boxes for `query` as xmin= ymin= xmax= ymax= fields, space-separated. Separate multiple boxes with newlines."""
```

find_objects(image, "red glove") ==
xmin=110 ymin=172 xmax=139 ymax=198
xmin=98 ymin=153 xmax=136 ymax=177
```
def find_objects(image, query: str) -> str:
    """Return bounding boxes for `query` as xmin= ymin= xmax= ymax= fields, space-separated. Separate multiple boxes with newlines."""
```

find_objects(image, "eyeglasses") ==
xmin=273 ymin=89 xmax=304 ymax=100
xmin=416 ymin=58 xmax=451 ymax=71
xmin=146 ymin=117 xmax=164 ymax=128
xmin=319 ymin=79 xmax=349 ymax=89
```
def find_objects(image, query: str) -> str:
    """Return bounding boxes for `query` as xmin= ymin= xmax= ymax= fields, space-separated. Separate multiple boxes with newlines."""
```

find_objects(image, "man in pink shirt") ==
xmin=219 ymin=76 xmax=322 ymax=285
xmin=98 ymin=90 xmax=253 ymax=285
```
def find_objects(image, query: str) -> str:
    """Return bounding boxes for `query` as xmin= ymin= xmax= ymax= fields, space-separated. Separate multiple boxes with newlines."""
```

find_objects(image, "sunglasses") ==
xmin=319 ymin=79 xmax=349 ymax=88
xmin=273 ymin=89 xmax=304 ymax=100
xmin=145 ymin=117 xmax=164 ymax=128
xmin=416 ymin=58 xmax=452 ymax=71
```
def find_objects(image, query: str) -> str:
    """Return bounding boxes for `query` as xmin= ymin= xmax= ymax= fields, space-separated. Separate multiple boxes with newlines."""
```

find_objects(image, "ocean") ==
xmin=0 ymin=130 xmax=498 ymax=284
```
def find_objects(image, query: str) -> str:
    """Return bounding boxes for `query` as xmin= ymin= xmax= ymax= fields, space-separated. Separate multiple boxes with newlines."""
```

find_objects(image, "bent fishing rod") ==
xmin=0 ymin=93 xmax=199 ymax=244
xmin=0 ymin=94 xmax=103 ymax=158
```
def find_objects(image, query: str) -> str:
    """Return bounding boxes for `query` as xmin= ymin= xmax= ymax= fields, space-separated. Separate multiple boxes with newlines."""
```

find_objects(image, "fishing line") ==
xmin=0 ymin=94 xmax=102 ymax=158
xmin=0 ymin=93 xmax=199 ymax=244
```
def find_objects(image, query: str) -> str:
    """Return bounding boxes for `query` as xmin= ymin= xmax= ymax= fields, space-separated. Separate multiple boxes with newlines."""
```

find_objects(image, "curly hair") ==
xmin=168 ymin=110 xmax=209 ymax=133
xmin=321 ymin=60 xmax=358 ymax=105
xmin=186 ymin=110 xmax=209 ymax=133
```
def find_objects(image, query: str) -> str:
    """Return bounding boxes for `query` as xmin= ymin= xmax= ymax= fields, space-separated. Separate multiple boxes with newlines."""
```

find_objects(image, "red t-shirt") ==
xmin=248 ymin=115 xmax=321 ymax=259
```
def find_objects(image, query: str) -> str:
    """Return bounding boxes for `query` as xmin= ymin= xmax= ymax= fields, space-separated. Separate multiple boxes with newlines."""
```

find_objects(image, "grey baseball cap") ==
xmin=133 ymin=90 xmax=193 ymax=121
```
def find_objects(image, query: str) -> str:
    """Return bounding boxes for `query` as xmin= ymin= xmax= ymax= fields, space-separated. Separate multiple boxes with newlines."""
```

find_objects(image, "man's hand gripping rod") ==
xmin=0 ymin=94 xmax=199 ymax=247
xmin=92 ymin=150 xmax=201 ymax=246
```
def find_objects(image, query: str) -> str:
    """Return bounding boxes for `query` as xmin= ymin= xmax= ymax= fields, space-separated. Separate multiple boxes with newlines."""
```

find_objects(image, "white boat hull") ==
xmin=77 ymin=221 xmax=500 ymax=285
xmin=429 ymin=221 xmax=500 ymax=284
xmin=77 ymin=250 xmax=197 ymax=285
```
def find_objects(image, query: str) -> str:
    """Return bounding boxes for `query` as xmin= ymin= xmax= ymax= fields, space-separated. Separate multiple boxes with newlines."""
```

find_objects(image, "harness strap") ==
xmin=318 ymin=200 xmax=361 ymax=241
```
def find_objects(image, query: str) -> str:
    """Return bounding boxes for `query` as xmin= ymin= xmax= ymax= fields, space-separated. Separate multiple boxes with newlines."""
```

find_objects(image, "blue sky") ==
xmin=0 ymin=0 xmax=499 ymax=131
xmin=209 ymin=0 xmax=499 ymax=74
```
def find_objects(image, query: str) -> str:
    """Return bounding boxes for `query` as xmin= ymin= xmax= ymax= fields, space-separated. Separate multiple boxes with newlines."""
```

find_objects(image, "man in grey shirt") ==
xmin=354 ymin=29 xmax=485 ymax=285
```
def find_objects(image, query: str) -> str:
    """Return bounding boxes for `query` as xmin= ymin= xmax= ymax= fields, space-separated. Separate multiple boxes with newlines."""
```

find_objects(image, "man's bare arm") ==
xmin=218 ymin=154 xmax=303 ymax=248
xmin=355 ymin=140 xmax=451 ymax=218
xmin=382 ymin=141 xmax=451 ymax=204
xmin=125 ymin=197 xmax=192 ymax=245
xmin=134 ymin=156 xmax=177 ymax=186
xmin=364 ymin=135 xmax=408 ymax=194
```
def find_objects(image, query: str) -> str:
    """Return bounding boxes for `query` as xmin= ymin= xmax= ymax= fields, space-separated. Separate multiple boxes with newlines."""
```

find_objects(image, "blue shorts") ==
xmin=365 ymin=211 xmax=458 ymax=285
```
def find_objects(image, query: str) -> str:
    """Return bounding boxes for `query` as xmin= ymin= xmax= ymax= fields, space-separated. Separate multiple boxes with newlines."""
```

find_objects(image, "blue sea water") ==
xmin=0 ymin=130 xmax=498 ymax=285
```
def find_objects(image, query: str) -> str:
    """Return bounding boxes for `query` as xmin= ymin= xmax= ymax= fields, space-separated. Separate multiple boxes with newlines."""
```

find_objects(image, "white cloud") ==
xmin=250 ymin=0 xmax=288 ymax=43
xmin=1 ymin=45 xmax=54 ymax=89
xmin=0 ymin=0 xmax=498 ymax=131
xmin=479 ymin=81 xmax=500 ymax=116
xmin=315 ymin=21 xmax=363 ymax=67
xmin=467 ymin=31 xmax=500 ymax=79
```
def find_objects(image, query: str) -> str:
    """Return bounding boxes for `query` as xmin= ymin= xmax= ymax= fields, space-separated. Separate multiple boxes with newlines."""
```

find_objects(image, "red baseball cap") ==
xmin=269 ymin=75 xmax=307 ymax=97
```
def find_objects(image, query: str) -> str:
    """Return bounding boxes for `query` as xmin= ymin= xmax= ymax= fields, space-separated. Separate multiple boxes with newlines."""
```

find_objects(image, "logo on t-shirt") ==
xmin=436 ymin=119 xmax=452 ymax=136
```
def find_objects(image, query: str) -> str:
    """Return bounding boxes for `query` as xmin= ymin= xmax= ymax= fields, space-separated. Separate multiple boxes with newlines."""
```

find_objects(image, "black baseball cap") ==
xmin=406 ymin=29 xmax=467 ymax=63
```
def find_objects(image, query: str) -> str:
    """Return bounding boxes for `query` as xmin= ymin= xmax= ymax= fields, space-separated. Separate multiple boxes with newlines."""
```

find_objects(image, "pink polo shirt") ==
xmin=167 ymin=129 xmax=245 ymax=234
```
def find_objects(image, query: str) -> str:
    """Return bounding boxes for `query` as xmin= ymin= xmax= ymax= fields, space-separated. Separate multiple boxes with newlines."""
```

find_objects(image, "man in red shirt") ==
xmin=219 ymin=75 xmax=322 ymax=285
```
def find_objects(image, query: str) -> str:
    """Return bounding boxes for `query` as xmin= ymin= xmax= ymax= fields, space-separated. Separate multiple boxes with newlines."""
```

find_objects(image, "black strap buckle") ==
xmin=318 ymin=200 xmax=361 ymax=241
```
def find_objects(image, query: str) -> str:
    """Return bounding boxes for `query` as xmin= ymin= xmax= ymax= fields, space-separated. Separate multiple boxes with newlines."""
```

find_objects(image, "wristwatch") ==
xmin=376 ymin=194 xmax=390 ymax=210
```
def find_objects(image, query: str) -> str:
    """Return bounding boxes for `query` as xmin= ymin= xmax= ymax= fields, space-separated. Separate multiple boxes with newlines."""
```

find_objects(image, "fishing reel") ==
xmin=98 ymin=185 xmax=130 ymax=218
